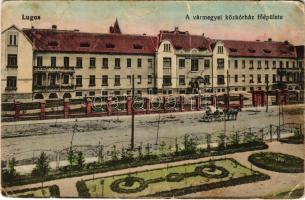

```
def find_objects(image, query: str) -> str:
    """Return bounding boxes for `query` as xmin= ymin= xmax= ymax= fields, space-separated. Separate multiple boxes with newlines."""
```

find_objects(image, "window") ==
xmin=163 ymin=57 xmax=171 ymax=68
xmin=234 ymin=60 xmax=238 ymax=68
xmin=217 ymin=58 xmax=224 ymax=68
xmin=51 ymin=57 xmax=56 ymax=67
xmin=148 ymin=59 xmax=153 ymax=68
xmin=164 ymin=43 xmax=171 ymax=52
xmin=217 ymin=75 xmax=225 ymax=85
xmin=249 ymin=60 xmax=253 ymax=69
xmin=179 ymin=59 xmax=185 ymax=68
xmin=64 ymin=57 xmax=69 ymax=67
xmin=90 ymin=57 xmax=96 ymax=68
xmin=89 ymin=75 xmax=95 ymax=86
xmin=265 ymin=74 xmax=269 ymax=83
xmin=217 ymin=46 xmax=223 ymax=54
xmin=204 ymin=75 xmax=210 ymax=84
xmin=137 ymin=59 xmax=142 ymax=68
xmin=249 ymin=74 xmax=254 ymax=83
xmin=63 ymin=74 xmax=69 ymax=84
xmin=235 ymin=88 xmax=238 ymax=91
xmin=273 ymin=74 xmax=277 ymax=83
xmin=102 ymin=58 xmax=108 ymax=68
xmin=179 ymin=75 xmax=185 ymax=85
xmin=148 ymin=75 xmax=152 ymax=84
xmin=279 ymin=61 xmax=283 ymax=68
xmin=272 ymin=61 xmax=276 ymax=69
xmin=179 ymin=90 xmax=186 ymax=94
xmin=257 ymin=74 xmax=261 ymax=83
xmin=234 ymin=75 xmax=238 ymax=82
xmin=102 ymin=91 xmax=108 ymax=96
xmin=137 ymin=90 xmax=142 ymax=95
xmin=265 ymin=60 xmax=269 ymax=69
xmin=6 ymin=76 xmax=17 ymax=90
xmin=191 ymin=59 xmax=199 ymax=71
xmin=299 ymin=61 xmax=303 ymax=68
xmin=7 ymin=54 xmax=17 ymax=67
xmin=293 ymin=61 xmax=295 ymax=68
xmin=76 ymin=75 xmax=82 ymax=86
xmin=163 ymin=75 xmax=172 ymax=86
xmin=37 ymin=56 xmax=43 ymax=67
xmin=76 ymin=91 xmax=82 ymax=97
xmin=76 ymin=57 xmax=82 ymax=68
xmin=9 ymin=34 xmax=17 ymax=46
xmin=286 ymin=61 xmax=289 ymax=68
xmin=127 ymin=58 xmax=131 ymax=68
xmin=89 ymin=91 xmax=95 ymax=96
xmin=115 ymin=58 xmax=120 ymax=69
xmin=242 ymin=60 xmax=245 ymax=69
xmin=242 ymin=74 xmax=246 ymax=82
xmin=204 ymin=60 xmax=210 ymax=68
xmin=137 ymin=75 xmax=142 ymax=84
xmin=114 ymin=91 xmax=121 ymax=96
xmin=127 ymin=75 xmax=131 ymax=85
xmin=114 ymin=75 xmax=120 ymax=86
xmin=102 ymin=75 xmax=108 ymax=86
xmin=258 ymin=61 xmax=261 ymax=69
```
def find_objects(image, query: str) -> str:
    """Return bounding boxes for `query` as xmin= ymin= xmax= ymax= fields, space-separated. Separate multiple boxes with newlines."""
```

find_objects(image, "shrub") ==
xmin=110 ymin=176 xmax=148 ymax=193
xmin=49 ymin=185 xmax=60 ymax=197
xmin=76 ymin=180 xmax=90 ymax=197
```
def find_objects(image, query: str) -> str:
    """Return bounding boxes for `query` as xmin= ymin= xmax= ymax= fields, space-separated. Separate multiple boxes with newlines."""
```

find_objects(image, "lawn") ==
xmin=81 ymin=158 xmax=269 ymax=198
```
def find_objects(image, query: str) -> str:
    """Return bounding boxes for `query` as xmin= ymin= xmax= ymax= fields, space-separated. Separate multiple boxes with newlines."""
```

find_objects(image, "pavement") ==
xmin=3 ymin=141 xmax=304 ymax=198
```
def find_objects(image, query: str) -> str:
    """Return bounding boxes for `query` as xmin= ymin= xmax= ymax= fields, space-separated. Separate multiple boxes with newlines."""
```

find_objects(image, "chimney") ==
xmin=74 ymin=29 xmax=79 ymax=32
xmin=202 ymin=33 xmax=205 ymax=37
xmin=268 ymin=38 xmax=272 ymax=42
xmin=174 ymin=27 xmax=179 ymax=33
xmin=256 ymin=39 xmax=260 ymax=42
xmin=284 ymin=40 xmax=288 ymax=44
xmin=52 ymin=25 xmax=57 ymax=30
xmin=143 ymin=33 xmax=146 ymax=36
xmin=31 ymin=26 xmax=34 ymax=29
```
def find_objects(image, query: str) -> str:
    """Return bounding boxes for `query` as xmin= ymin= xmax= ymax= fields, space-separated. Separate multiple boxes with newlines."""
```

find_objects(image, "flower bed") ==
xmin=248 ymin=152 xmax=304 ymax=173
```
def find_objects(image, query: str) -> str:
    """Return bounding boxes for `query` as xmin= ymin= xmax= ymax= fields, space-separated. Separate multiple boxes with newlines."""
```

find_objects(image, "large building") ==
xmin=1 ymin=20 xmax=304 ymax=102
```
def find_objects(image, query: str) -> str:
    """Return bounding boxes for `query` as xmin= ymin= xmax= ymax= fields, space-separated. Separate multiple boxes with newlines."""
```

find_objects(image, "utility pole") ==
xmin=266 ymin=79 xmax=269 ymax=112
xmin=131 ymin=75 xmax=135 ymax=150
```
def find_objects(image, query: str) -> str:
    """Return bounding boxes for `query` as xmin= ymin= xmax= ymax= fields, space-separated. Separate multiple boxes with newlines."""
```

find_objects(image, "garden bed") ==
xmin=279 ymin=135 xmax=304 ymax=144
xmin=248 ymin=152 xmax=304 ymax=173
xmin=78 ymin=158 xmax=269 ymax=198
xmin=4 ymin=185 xmax=60 ymax=198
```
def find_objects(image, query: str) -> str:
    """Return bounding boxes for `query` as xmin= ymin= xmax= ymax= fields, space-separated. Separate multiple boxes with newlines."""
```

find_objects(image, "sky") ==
xmin=1 ymin=1 xmax=305 ymax=44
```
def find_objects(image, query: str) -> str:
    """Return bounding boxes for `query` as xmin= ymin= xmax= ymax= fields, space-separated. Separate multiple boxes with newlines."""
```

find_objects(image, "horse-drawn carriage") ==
xmin=201 ymin=106 xmax=239 ymax=122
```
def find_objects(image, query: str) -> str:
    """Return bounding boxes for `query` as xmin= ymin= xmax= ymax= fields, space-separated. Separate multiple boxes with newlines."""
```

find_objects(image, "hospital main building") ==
xmin=1 ymin=20 xmax=304 ymax=101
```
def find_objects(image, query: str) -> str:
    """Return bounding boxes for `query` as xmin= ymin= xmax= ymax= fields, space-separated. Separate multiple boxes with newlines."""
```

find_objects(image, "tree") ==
xmin=76 ymin=151 xmax=85 ymax=170
xmin=144 ymin=143 xmax=152 ymax=158
xmin=97 ymin=144 xmax=104 ymax=164
xmin=183 ymin=134 xmax=197 ymax=154
xmin=137 ymin=144 xmax=143 ymax=159
xmin=159 ymin=141 xmax=166 ymax=156
xmin=67 ymin=146 xmax=75 ymax=169
xmin=32 ymin=152 xmax=49 ymax=188
xmin=217 ymin=133 xmax=226 ymax=150
xmin=175 ymin=137 xmax=179 ymax=154
xmin=206 ymin=134 xmax=211 ymax=151
xmin=110 ymin=145 xmax=119 ymax=162
xmin=4 ymin=157 xmax=17 ymax=182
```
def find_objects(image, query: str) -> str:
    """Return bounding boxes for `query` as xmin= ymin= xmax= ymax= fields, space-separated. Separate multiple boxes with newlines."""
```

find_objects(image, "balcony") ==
xmin=33 ymin=66 xmax=75 ymax=73
xmin=33 ymin=84 xmax=75 ymax=92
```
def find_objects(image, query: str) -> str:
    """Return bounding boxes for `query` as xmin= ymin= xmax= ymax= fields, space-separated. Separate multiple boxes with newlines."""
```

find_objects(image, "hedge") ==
xmin=248 ymin=152 xmax=304 ymax=173
xmin=49 ymin=185 xmax=60 ymax=197
xmin=3 ymin=143 xmax=268 ymax=187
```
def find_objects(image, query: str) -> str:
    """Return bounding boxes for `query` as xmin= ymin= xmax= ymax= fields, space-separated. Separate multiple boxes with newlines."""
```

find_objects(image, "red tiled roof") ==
xmin=159 ymin=31 xmax=212 ymax=52
xmin=220 ymin=40 xmax=297 ymax=58
xmin=22 ymin=29 xmax=158 ymax=55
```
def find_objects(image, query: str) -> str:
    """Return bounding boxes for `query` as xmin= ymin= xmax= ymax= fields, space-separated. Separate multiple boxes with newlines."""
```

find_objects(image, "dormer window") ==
xmin=248 ymin=49 xmax=256 ymax=53
xmin=8 ymin=34 xmax=17 ymax=46
xmin=106 ymin=43 xmax=115 ymax=48
xmin=48 ymin=41 xmax=58 ymax=47
xmin=217 ymin=46 xmax=223 ymax=54
xmin=229 ymin=48 xmax=238 ymax=52
xmin=164 ymin=43 xmax=171 ymax=52
xmin=263 ymin=49 xmax=271 ymax=53
xmin=80 ymin=42 xmax=90 ymax=47
xmin=133 ymin=44 xmax=143 ymax=49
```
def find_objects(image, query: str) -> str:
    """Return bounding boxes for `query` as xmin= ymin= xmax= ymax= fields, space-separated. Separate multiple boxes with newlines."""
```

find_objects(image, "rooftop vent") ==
xmin=52 ymin=25 xmax=57 ymax=30
xmin=284 ymin=40 xmax=289 ymax=45
xmin=48 ymin=41 xmax=58 ymax=47
xmin=268 ymin=38 xmax=272 ymax=42
xmin=133 ymin=44 xmax=143 ymax=49
xmin=80 ymin=42 xmax=90 ymax=47
xmin=106 ymin=43 xmax=115 ymax=48
xmin=74 ymin=29 xmax=79 ymax=32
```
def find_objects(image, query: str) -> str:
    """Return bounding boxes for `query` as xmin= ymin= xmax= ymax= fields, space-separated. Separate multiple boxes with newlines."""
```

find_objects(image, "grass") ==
xmin=265 ymin=187 xmax=304 ymax=199
xmin=83 ymin=158 xmax=264 ymax=198
xmin=12 ymin=187 xmax=51 ymax=197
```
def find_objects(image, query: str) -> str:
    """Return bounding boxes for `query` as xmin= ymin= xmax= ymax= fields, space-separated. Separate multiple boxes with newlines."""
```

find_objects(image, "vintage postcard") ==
xmin=1 ymin=0 xmax=304 ymax=198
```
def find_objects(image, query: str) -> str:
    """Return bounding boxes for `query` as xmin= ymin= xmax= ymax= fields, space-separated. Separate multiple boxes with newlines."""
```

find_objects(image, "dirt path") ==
xmin=4 ymin=141 xmax=304 ymax=198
